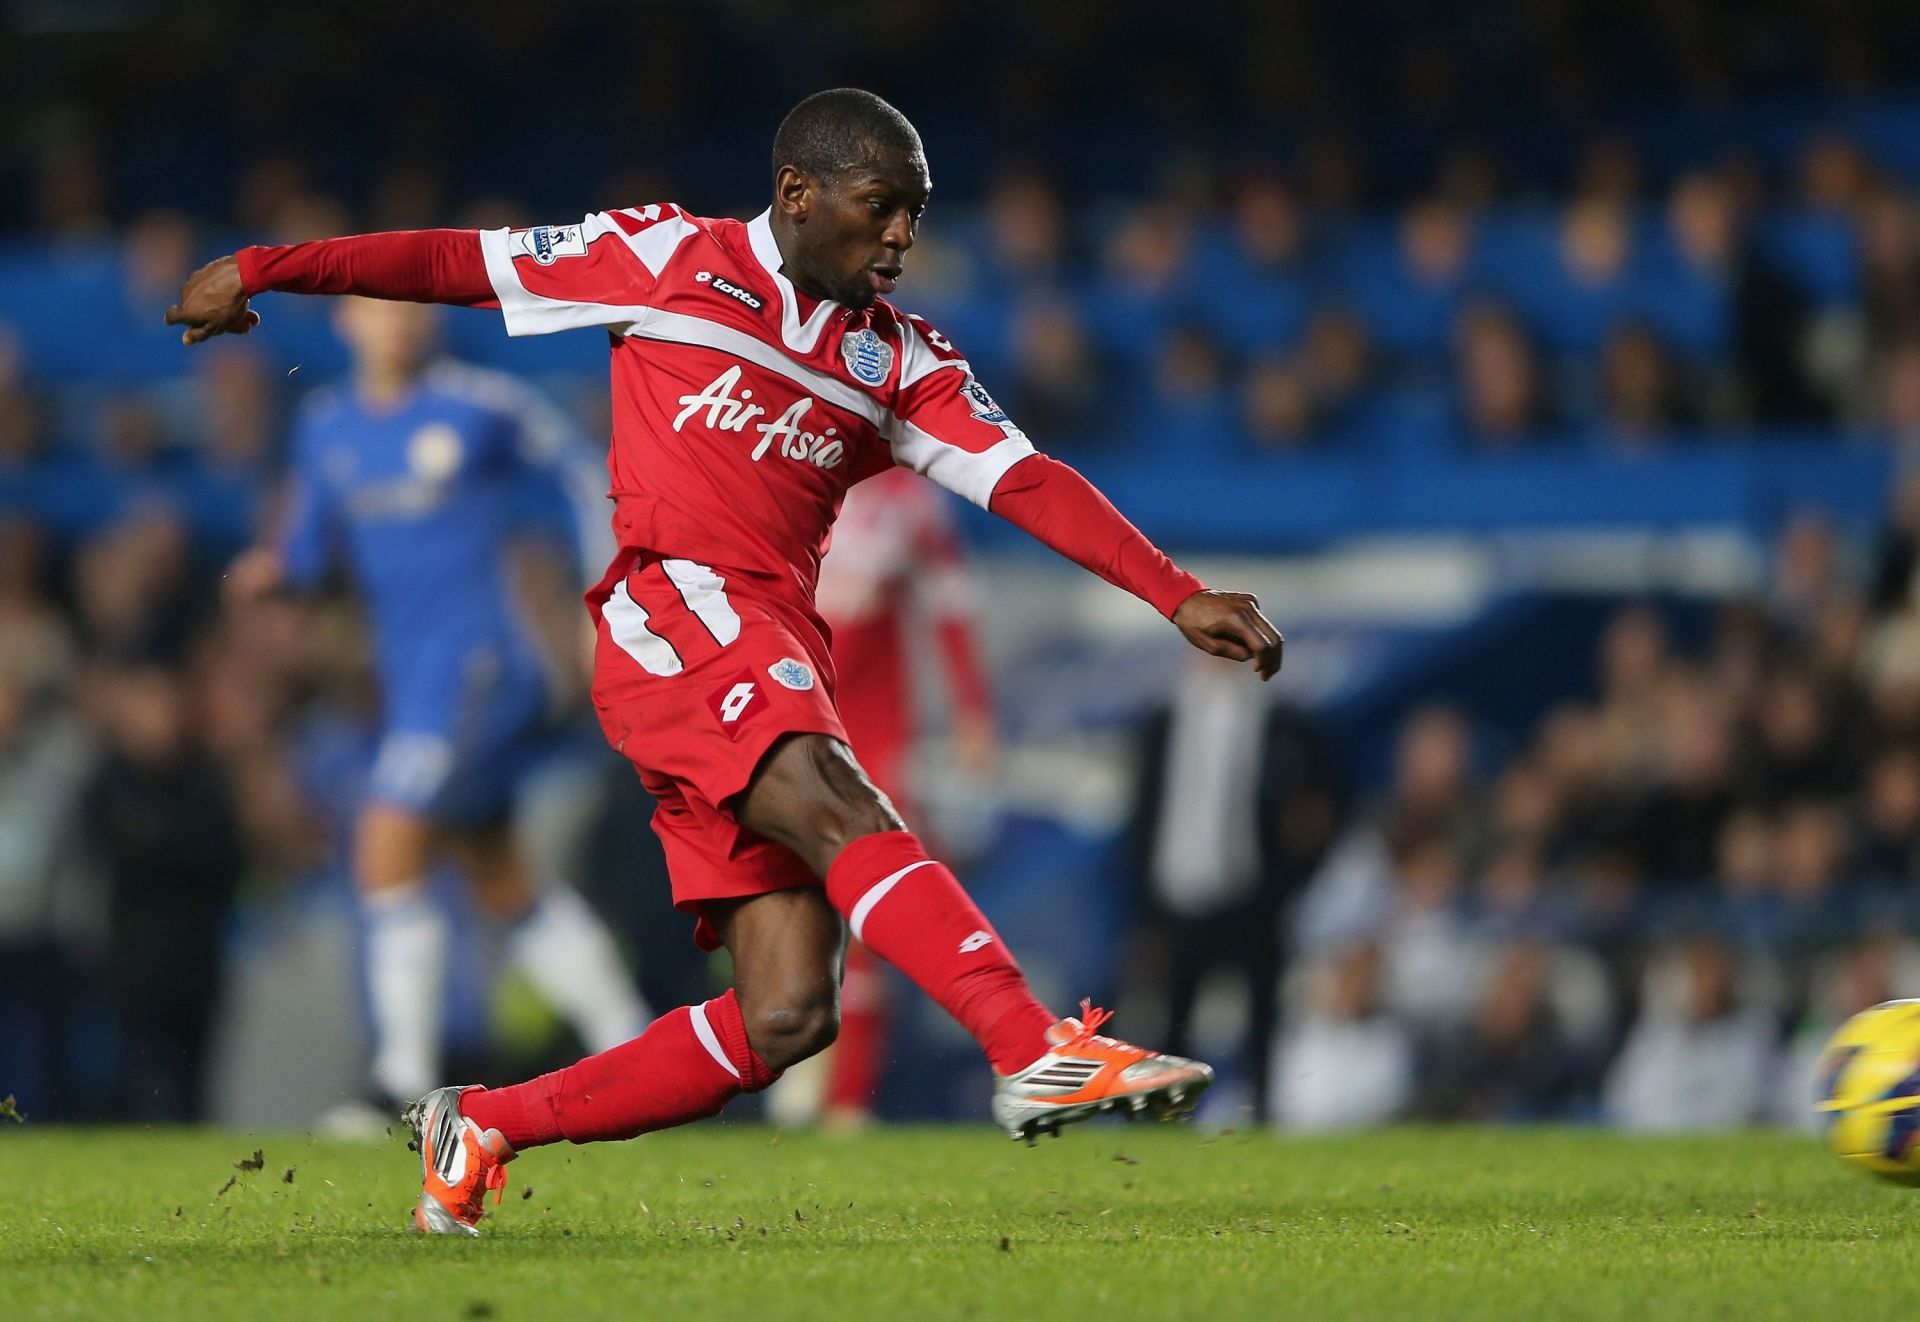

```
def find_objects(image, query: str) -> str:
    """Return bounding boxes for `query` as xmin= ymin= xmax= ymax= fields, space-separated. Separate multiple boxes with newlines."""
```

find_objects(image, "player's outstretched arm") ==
xmin=166 ymin=230 xmax=495 ymax=346
xmin=988 ymin=453 xmax=1284 ymax=681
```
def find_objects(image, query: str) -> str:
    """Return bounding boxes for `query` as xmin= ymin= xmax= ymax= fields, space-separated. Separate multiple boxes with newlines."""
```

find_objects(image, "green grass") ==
xmin=6 ymin=1123 xmax=1917 ymax=1320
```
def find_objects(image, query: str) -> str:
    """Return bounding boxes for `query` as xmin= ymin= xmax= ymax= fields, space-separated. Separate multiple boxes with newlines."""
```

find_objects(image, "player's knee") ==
xmin=741 ymin=987 xmax=840 ymax=1071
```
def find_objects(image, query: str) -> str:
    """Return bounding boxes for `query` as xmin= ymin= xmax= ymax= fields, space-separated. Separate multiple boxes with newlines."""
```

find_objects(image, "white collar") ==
xmin=748 ymin=208 xmax=843 ymax=356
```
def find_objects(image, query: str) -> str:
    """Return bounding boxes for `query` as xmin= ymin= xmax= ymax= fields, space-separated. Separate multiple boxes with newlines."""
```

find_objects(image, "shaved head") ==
xmin=772 ymin=88 xmax=923 ymax=186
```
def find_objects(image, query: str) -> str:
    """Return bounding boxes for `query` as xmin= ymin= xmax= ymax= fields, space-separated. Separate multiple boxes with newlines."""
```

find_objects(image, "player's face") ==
xmin=783 ymin=153 xmax=931 ymax=308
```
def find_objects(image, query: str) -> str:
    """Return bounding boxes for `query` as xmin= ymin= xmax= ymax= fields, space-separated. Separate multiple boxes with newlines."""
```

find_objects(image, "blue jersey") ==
xmin=278 ymin=361 xmax=611 ymax=820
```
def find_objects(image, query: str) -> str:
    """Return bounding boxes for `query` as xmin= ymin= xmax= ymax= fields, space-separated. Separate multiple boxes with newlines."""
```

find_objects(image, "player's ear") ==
xmin=774 ymin=165 xmax=813 ymax=221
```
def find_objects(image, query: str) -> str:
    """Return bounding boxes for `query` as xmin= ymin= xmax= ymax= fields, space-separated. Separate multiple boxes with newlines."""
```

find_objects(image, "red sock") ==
xmin=462 ymin=989 xmax=777 ymax=1149
xmin=823 ymin=831 xmax=1056 ymax=1075
xmin=823 ymin=938 xmax=888 ymax=1112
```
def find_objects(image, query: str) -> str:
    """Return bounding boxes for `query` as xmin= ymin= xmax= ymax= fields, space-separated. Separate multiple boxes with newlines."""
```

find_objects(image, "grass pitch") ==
xmin=7 ymin=1123 xmax=1915 ymax=1320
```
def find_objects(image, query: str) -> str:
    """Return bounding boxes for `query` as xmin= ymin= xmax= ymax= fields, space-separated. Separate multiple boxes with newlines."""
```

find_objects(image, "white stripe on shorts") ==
xmin=661 ymin=559 xmax=743 ymax=646
xmin=604 ymin=578 xmax=684 ymax=676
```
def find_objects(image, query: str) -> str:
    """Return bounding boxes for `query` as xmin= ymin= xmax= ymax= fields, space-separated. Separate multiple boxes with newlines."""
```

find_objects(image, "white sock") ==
xmin=506 ymin=882 xmax=649 ymax=1052
xmin=362 ymin=882 xmax=448 ymax=1102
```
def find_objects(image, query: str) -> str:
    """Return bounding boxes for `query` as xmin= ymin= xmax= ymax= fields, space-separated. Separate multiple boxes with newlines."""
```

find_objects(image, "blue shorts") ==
xmin=368 ymin=648 xmax=556 ymax=827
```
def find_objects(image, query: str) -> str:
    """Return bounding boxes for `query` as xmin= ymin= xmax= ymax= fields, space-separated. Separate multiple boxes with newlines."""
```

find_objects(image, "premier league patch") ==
xmin=520 ymin=224 xmax=587 ymax=265
xmin=960 ymin=373 xmax=1011 ymax=425
xmin=840 ymin=328 xmax=894 ymax=386
xmin=768 ymin=657 xmax=816 ymax=691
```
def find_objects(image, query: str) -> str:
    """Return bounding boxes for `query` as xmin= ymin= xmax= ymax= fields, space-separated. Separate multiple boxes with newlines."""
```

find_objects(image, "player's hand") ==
xmin=224 ymin=546 xmax=285 ymax=608
xmin=1171 ymin=589 xmax=1284 ymax=681
xmin=165 ymin=255 xmax=260 ymax=346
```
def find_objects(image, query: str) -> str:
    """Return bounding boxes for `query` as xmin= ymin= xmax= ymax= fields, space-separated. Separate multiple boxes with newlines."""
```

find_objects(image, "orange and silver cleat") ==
xmin=401 ymin=1085 xmax=515 ymax=1235
xmin=990 ymin=1001 xmax=1214 ymax=1143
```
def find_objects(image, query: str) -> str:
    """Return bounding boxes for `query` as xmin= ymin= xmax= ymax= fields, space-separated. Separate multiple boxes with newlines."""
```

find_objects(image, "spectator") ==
xmin=1006 ymin=298 xmax=1106 ymax=443
xmin=1130 ymin=661 xmax=1345 ymax=1122
xmin=1854 ymin=748 xmax=1920 ymax=884
xmin=1298 ymin=308 xmax=1380 ymax=441
xmin=1086 ymin=203 xmax=1193 ymax=368
xmin=1454 ymin=302 xmax=1552 ymax=448
xmin=1632 ymin=679 xmax=1733 ymax=886
xmin=1382 ymin=830 xmax=1485 ymax=1038
xmin=1430 ymin=941 xmax=1591 ymax=1121
xmin=1604 ymin=936 xmax=1778 ymax=1131
xmin=1241 ymin=350 xmax=1316 ymax=450
xmin=1272 ymin=942 xmax=1415 ymax=1131
xmin=0 ymin=658 xmax=99 ymax=1118
xmin=84 ymin=665 xmax=245 ymax=1121
xmin=1201 ymin=173 xmax=1313 ymax=351
xmin=1596 ymin=325 xmax=1695 ymax=446
xmin=1382 ymin=703 xmax=1486 ymax=858
xmin=1136 ymin=325 xmax=1234 ymax=453
xmin=981 ymin=165 xmax=1071 ymax=287
xmin=0 ymin=519 xmax=75 ymax=695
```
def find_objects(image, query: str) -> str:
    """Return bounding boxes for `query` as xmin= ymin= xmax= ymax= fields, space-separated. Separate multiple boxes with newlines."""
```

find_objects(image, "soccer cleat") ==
xmin=401 ymin=1085 xmax=515 ymax=1235
xmin=990 ymin=1000 xmax=1214 ymax=1143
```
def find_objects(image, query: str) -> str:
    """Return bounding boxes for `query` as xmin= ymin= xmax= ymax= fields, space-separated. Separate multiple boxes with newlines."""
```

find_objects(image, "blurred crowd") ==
xmin=11 ymin=127 xmax=1920 ymax=509
xmin=1264 ymin=500 xmax=1920 ymax=1130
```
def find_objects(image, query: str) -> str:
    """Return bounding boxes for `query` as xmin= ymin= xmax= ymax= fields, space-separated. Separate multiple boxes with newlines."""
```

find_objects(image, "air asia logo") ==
xmin=520 ymin=224 xmax=587 ymax=265
xmin=693 ymin=270 xmax=765 ymax=312
xmin=708 ymin=674 xmax=766 ymax=733
xmin=672 ymin=365 xmax=846 ymax=469
xmin=960 ymin=374 xmax=1011 ymax=425
xmin=841 ymin=328 xmax=894 ymax=385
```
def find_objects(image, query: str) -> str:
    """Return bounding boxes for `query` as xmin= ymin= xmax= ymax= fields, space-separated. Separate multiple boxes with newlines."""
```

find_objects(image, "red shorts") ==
xmin=588 ymin=552 xmax=847 ymax=950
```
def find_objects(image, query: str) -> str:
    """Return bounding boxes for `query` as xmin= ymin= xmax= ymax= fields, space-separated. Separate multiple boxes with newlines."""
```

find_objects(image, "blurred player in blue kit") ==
xmin=226 ymin=297 xmax=647 ymax=1114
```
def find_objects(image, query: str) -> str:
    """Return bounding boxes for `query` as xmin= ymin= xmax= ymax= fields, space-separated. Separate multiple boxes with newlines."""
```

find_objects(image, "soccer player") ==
xmin=226 ymin=296 xmax=648 ymax=1117
xmin=168 ymin=89 xmax=1284 ymax=1235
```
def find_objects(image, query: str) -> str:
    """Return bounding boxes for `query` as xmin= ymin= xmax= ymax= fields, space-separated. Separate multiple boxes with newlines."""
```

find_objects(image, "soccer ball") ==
xmin=1817 ymin=999 xmax=1920 ymax=1185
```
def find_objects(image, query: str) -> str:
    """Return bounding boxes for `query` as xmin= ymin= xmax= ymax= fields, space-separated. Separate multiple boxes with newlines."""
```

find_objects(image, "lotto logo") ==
xmin=719 ymin=682 xmax=756 ymax=722
xmin=958 ymin=930 xmax=995 ymax=954
xmin=707 ymin=673 xmax=766 ymax=734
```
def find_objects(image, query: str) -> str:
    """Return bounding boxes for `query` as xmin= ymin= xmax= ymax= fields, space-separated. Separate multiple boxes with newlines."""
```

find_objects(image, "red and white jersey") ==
xmin=477 ymin=205 xmax=1035 ymax=609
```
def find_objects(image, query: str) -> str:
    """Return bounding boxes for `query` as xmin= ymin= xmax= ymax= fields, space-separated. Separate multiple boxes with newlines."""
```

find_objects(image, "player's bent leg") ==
xmin=705 ymin=887 xmax=846 ymax=1072
xmin=821 ymin=937 xmax=888 ymax=1128
xmin=446 ymin=826 xmax=649 ymax=1052
xmin=354 ymin=804 xmax=448 ymax=1105
xmin=736 ymin=734 xmax=1212 ymax=1139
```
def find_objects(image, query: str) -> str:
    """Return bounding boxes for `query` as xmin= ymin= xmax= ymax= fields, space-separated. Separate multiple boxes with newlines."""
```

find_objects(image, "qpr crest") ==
xmin=767 ymin=657 xmax=816 ymax=691
xmin=840 ymin=328 xmax=893 ymax=386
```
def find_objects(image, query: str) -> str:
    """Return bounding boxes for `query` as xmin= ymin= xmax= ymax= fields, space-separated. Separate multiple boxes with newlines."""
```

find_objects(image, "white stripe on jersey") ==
xmin=624 ymin=306 xmax=888 ymax=426
xmin=660 ymin=559 xmax=742 ymax=646
xmin=747 ymin=209 xmax=844 ymax=356
xmin=603 ymin=579 xmax=683 ymax=676
xmin=896 ymin=317 xmax=971 ymax=390
xmin=478 ymin=211 xmax=697 ymax=337
xmin=609 ymin=206 xmax=699 ymax=276
xmin=890 ymin=419 xmax=1037 ymax=509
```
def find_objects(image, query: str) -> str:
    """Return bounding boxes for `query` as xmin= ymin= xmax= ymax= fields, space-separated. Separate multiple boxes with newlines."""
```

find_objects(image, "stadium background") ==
xmin=3 ymin=0 xmax=1918 ymax=1133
